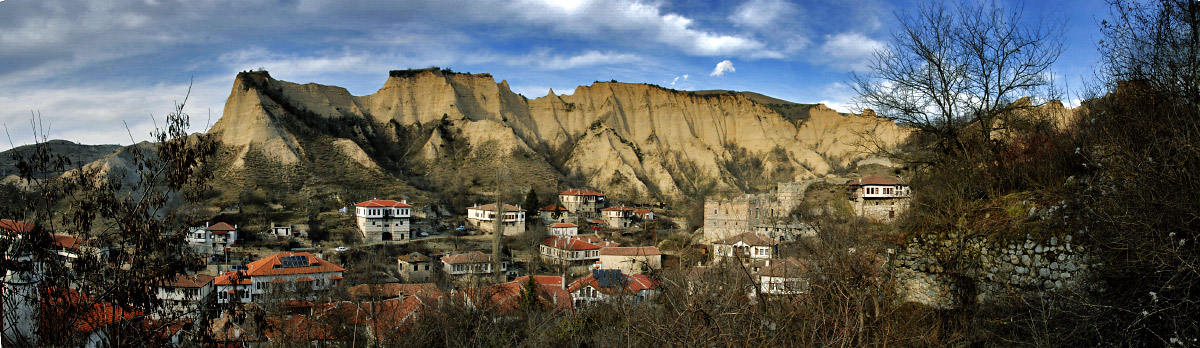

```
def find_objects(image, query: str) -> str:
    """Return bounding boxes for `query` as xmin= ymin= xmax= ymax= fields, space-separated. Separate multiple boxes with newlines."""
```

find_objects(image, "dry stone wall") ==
xmin=894 ymin=233 xmax=1089 ymax=308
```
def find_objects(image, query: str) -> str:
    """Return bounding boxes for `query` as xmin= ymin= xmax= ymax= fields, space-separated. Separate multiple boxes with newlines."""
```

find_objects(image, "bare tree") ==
xmin=854 ymin=1 xmax=1064 ymax=160
xmin=0 ymin=94 xmax=216 ymax=347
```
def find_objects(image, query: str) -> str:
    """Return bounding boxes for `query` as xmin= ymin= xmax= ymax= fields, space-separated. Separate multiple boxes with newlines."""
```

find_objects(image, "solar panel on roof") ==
xmin=280 ymin=255 xmax=308 ymax=268
xmin=593 ymin=269 xmax=626 ymax=288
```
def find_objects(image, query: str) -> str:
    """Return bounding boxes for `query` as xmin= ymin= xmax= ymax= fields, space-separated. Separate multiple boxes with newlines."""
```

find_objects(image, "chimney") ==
xmin=561 ymin=274 xmax=567 ymax=290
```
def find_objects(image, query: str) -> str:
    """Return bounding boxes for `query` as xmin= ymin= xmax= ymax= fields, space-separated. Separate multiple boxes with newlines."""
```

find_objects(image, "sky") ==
xmin=0 ymin=0 xmax=1110 ymax=149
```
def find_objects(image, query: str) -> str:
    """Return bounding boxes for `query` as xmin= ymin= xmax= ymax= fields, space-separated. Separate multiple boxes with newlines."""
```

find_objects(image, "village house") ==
xmin=397 ymin=252 xmax=436 ymax=282
xmin=847 ymin=176 xmax=911 ymax=221
xmin=463 ymin=275 xmax=573 ymax=315
xmin=567 ymin=269 xmax=659 ymax=307
xmin=465 ymin=203 xmax=526 ymax=236
xmin=598 ymin=246 xmax=662 ymax=275
xmin=355 ymin=199 xmax=413 ymax=242
xmin=757 ymin=258 xmax=811 ymax=295
xmin=549 ymin=222 xmax=579 ymax=236
xmin=213 ymin=252 xmax=345 ymax=304
xmin=633 ymin=208 xmax=654 ymax=221
xmin=712 ymin=232 xmax=777 ymax=270
xmin=540 ymin=235 xmax=620 ymax=267
xmin=441 ymin=251 xmax=507 ymax=277
xmin=155 ymin=274 xmax=215 ymax=318
xmin=600 ymin=206 xmax=635 ymax=229
xmin=187 ymin=222 xmax=239 ymax=254
xmin=559 ymin=189 xmax=606 ymax=219
xmin=270 ymin=222 xmax=293 ymax=238
xmin=539 ymin=204 xmax=571 ymax=224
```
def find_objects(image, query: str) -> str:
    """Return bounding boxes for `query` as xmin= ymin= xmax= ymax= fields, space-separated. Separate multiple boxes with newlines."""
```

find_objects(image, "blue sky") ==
xmin=0 ymin=0 xmax=1109 ymax=148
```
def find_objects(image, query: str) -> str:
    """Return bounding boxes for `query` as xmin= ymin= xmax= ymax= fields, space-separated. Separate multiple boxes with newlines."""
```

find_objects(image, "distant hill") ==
xmin=0 ymin=140 xmax=121 ymax=178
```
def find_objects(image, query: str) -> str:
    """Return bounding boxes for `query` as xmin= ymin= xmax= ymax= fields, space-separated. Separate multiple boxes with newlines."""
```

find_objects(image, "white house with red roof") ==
xmin=441 ymin=251 xmax=507 ymax=277
xmin=598 ymin=246 xmax=662 ymax=275
xmin=847 ymin=176 xmax=911 ymax=221
xmin=758 ymin=258 xmax=811 ymax=295
xmin=600 ymin=206 xmax=635 ymax=229
xmin=568 ymin=269 xmax=659 ymax=306
xmin=355 ymin=199 xmax=413 ymax=242
xmin=465 ymin=203 xmax=526 ymax=236
xmin=540 ymin=235 xmax=620 ymax=267
xmin=559 ymin=189 xmax=607 ymax=219
xmin=712 ymin=232 xmax=778 ymax=267
xmin=548 ymin=222 xmax=579 ymax=236
xmin=213 ymin=252 xmax=345 ymax=304
xmin=632 ymin=208 xmax=654 ymax=221
xmin=539 ymin=204 xmax=570 ymax=224
xmin=187 ymin=222 xmax=239 ymax=253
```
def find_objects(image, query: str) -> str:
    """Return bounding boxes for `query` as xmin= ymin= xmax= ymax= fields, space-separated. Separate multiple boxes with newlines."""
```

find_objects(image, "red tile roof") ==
xmin=441 ymin=251 xmax=492 ymax=265
xmin=355 ymin=199 xmax=412 ymax=208
xmin=758 ymin=258 xmax=811 ymax=278
xmin=0 ymin=219 xmax=32 ymax=234
xmin=715 ymin=232 xmax=778 ymax=247
xmin=549 ymin=222 xmax=577 ymax=228
xmin=599 ymin=246 xmax=662 ymax=256
xmin=847 ymin=176 xmax=904 ymax=186
xmin=397 ymin=252 xmax=431 ymax=263
xmin=541 ymin=204 xmax=569 ymax=212
xmin=567 ymin=271 xmax=658 ymax=295
xmin=162 ymin=274 xmax=215 ymax=288
xmin=40 ymin=287 xmax=142 ymax=336
xmin=633 ymin=209 xmax=652 ymax=215
xmin=574 ymin=235 xmax=619 ymax=247
xmin=560 ymin=189 xmax=605 ymax=197
xmin=213 ymin=271 xmax=252 ymax=286
xmin=244 ymin=252 xmax=345 ymax=277
xmin=52 ymin=234 xmax=83 ymax=250
xmin=542 ymin=236 xmax=602 ymax=251
xmin=206 ymin=222 xmax=236 ymax=231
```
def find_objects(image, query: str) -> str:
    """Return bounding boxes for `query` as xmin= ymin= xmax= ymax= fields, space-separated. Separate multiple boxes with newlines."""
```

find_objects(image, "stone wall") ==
xmin=894 ymin=233 xmax=1089 ymax=308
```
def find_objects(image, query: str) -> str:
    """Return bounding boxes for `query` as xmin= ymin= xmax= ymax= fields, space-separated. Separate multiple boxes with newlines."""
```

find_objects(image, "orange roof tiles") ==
xmin=601 ymin=205 xmax=634 ymax=211
xmin=633 ymin=209 xmax=652 ymax=214
xmin=549 ymin=222 xmax=577 ymax=228
xmin=567 ymin=271 xmax=659 ymax=295
xmin=542 ymin=235 xmax=619 ymax=250
xmin=0 ymin=219 xmax=33 ymax=234
xmin=243 ymin=252 xmax=345 ymax=277
xmin=441 ymin=251 xmax=492 ymax=265
xmin=355 ymin=199 xmax=412 ymax=208
xmin=206 ymin=222 xmax=236 ymax=231
xmin=541 ymin=204 xmax=569 ymax=212
xmin=52 ymin=234 xmax=83 ymax=250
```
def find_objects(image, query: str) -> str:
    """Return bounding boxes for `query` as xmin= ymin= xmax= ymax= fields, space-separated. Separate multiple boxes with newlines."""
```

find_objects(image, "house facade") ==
xmin=214 ymin=252 xmax=345 ymax=304
xmin=548 ymin=222 xmax=579 ymax=236
xmin=539 ymin=204 xmax=571 ymax=224
xmin=600 ymin=206 xmax=634 ymax=229
xmin=559 ymin=189 xmax=606 ymax=219
xmin=156 ymin=274 xmax=215 ymax=318
xmin=465 ymin=203 xmax=526 ymax=236
xmin=355 ymin=199 xmax=413 ymax=242
xmin=758 ymin=258 xmax=810 ymax=295
xmin=441 ymin=251 xmax=506 ymax=277
xmin=847 ymin=176 xmax=911 ymax=221
xmin=568 ymin=269 xmax=659 ymax=306
xmin=712 ymin=232 xmax=777 ymax=265
xmin=187 ymin=222 xmax=239 ymax=254
xmin=540 ymin=235 xmax=620 ymax=267
xmin=397 ymin=252 xmax=436 ymax=282
xmin=598 ymin=246 xmax=662 ymax=275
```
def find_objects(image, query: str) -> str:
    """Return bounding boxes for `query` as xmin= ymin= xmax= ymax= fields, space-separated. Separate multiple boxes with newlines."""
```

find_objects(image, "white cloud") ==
xmin=710 ymin=60 xmax=736 ymax=77
xmin=730 ymin=0 xmax=799 ymax=29
xmin=670 ymin=74 xmax=689 ymax=85
xmin=816 ymin=32 xmax=885 ymax=72
xmin=511 ymin=50 xmax=642 ymax=70
xmin=0 ymin=77 xmax=229 ymax=148
xmin=500 ymin=0 xmax=780 ymax=58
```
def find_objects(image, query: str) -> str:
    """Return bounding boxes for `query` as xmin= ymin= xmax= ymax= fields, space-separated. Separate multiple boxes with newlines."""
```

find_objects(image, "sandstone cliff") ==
xmin=206 ymin=69 xmax=910 ymax=204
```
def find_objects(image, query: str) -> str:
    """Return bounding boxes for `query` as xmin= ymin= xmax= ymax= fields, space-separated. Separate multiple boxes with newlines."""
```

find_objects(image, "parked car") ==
xmin=335 ymin=246 xmax=350 ymax=252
